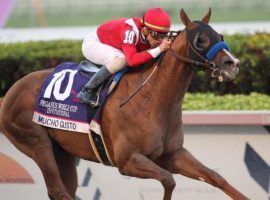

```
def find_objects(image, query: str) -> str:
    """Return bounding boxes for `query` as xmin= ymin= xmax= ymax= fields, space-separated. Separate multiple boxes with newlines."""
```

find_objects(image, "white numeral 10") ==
xmin=44 ymin=69 xmax=77 ymax=101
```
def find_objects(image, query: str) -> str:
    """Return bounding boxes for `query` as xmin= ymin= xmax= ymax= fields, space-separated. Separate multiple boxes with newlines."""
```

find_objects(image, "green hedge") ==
xmin=183 ymin=92 xmax=270 ymax=110
xmin=0 ymin=40 xmax=83 ymax=96
xmin=1 ymin=92 xmax=269 ymax=110
xmin=0 ymin=33 xmax=269 ymax=96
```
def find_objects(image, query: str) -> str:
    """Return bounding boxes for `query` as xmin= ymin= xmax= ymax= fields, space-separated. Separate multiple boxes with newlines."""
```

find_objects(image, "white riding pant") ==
xmin=82 ymin=32 xmax=127 ymax=74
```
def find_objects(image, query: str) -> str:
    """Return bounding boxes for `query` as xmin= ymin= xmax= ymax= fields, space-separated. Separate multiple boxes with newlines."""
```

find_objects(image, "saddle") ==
xmin=79 ymin=60 xmax=100 ymax=73
xmin=32 ymin=61 xmax=128 ymax=166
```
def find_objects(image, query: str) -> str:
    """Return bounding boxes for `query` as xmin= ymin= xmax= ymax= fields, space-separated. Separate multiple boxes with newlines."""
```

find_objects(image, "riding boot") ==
xmin=77 ymin=66 xmax=112 ymax=107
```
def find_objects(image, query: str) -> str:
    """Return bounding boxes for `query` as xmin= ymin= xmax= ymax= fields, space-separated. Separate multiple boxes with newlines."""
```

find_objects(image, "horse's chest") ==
xmin=146 ymin=143 xmax=164 ymax=161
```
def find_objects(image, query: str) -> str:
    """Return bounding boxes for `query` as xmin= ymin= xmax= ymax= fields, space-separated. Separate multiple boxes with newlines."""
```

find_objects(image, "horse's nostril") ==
xmin=223 ymin=58 xmax=239 ymax=68
xmin=223 ymin=60 xmax=234 ymax=67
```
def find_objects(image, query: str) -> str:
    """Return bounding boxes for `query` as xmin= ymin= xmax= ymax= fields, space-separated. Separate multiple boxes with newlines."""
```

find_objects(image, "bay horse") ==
xmin=0 ymin=9 xmax=248 ymax=200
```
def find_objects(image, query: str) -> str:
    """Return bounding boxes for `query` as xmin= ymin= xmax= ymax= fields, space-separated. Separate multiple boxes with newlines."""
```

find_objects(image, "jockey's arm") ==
xmin=122 ymin=44 xmax=161 ymax=67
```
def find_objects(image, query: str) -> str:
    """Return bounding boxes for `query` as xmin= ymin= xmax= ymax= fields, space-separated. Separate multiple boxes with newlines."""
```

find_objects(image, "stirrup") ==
xmin=88 ymin=94 xmax=100 ymax=108
xmin=88 ymin=85 xmax=103 ymax=108
xmin=77 ymin=87 xmax=101 ymax=108
xmin=88 ymin=86 xmax=103 ymax=108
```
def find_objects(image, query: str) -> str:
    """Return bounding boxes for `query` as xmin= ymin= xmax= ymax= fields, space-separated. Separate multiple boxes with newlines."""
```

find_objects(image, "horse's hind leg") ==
xmin=52 ymin=139 xmax=78 ymax=199
xmin=160 ymin=147 xmax=249 ymax=200
xmin=116 ymin=152 xmax=176 ymax=200
xmin=3 ymin=124 xmax=73 ymax=200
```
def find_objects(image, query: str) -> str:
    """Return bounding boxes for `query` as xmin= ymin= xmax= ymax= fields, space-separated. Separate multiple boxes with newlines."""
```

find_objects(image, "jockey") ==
xmin=77 ymin=7 xmax=172 ymax=107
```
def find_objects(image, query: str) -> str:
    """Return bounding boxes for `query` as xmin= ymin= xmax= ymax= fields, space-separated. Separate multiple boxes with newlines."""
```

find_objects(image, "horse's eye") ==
xmin=194 ymin=33 xmax=210 ymax=51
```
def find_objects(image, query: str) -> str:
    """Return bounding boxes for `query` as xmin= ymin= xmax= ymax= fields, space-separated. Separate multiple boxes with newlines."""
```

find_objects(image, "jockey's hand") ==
xmin=159 ymin=38 xmax=172 ymax=52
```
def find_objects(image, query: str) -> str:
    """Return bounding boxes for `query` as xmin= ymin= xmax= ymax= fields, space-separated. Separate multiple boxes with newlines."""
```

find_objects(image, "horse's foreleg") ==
xmin=162 ymin=147 xmax=249 ymax=200
xmin=117 ymin=152 xmax=176 ymax=200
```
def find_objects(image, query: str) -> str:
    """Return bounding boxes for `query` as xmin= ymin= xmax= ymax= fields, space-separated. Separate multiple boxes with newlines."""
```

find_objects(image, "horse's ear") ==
xmin=180 ymin=8 xmax=191 ymax=27
xmin=202 ymin=7 xmax=211 ymax=24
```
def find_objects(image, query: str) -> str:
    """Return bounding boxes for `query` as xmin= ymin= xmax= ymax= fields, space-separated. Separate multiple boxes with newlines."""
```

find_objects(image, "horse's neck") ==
xmin=149 ymin=34 xmax=194 ymax=109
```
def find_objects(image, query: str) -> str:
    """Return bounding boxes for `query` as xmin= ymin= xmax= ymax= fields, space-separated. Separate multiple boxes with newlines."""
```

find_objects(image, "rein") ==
xmin=167 ymin=49 xmax=216 ymax=69
xmin=119 ymin=31 xmax=181 ymax=107
xmin=119 ymin=54 xmax=164 ymax=108
xmin=119 ymin=27 xmax=228 ymax=107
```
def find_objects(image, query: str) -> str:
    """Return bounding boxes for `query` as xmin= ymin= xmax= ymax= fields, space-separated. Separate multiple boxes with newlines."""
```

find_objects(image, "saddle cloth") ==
xmin=32 ymin=61 xmax=127 ymax=134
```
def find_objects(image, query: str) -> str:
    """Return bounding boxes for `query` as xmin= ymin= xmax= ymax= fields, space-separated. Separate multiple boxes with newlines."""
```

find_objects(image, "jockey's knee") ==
xmin=106 ymin=56 xmax=127 ymax=74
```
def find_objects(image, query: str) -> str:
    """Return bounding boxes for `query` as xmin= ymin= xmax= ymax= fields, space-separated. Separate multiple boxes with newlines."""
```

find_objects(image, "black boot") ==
xmin=77 ymin=66 xmax=112 ymax=107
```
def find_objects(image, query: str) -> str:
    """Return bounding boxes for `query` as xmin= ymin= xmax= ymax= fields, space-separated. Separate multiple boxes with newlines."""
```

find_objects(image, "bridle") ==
xmin=167 ymin=39 xmax=217 ymax=70
xmin=166 ymin=24 xmax=230 ymax=80
xmin=167 ymin=30 xmax=217 ymax=70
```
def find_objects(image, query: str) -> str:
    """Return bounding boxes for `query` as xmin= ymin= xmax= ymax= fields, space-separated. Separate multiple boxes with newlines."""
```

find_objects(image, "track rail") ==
xmin=182 ymin=111 xmax=270 ymax=125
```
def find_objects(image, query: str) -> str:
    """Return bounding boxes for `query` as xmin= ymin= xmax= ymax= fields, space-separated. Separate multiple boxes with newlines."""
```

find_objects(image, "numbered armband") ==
xmin=123 ymin=30 xmax=136 ymax=45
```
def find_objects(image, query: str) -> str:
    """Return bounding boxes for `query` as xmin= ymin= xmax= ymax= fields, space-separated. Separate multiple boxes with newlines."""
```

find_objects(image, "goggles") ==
xmin=149 ymin=30 xmax=168 ymax=40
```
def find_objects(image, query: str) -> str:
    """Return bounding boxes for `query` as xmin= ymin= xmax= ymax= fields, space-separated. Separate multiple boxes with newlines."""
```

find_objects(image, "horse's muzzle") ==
xmin=220 ymin=57 xmax=240 ymax=81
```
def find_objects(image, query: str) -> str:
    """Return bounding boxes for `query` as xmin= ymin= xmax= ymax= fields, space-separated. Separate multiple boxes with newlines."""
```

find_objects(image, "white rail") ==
xmin=183 ymin=111 xmax=270 ymax=125
xmin=1 ymin=22 xmax=270 ymax=43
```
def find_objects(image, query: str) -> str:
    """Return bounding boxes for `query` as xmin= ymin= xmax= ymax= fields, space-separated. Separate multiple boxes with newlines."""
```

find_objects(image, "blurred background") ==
xmin=2 ymin=0 xmax=270 ymax=28
xmin=1 ymin=0 xmax=270 ymax=42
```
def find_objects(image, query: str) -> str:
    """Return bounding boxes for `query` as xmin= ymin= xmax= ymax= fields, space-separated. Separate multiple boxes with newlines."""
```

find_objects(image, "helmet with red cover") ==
xmin=142 ymin=7 xmax=171 ymax=33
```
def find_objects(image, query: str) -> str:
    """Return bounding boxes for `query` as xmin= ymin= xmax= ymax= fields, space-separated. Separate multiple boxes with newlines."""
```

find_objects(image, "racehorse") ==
xmin=0 ymin=9 xmax=248 ymax=200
